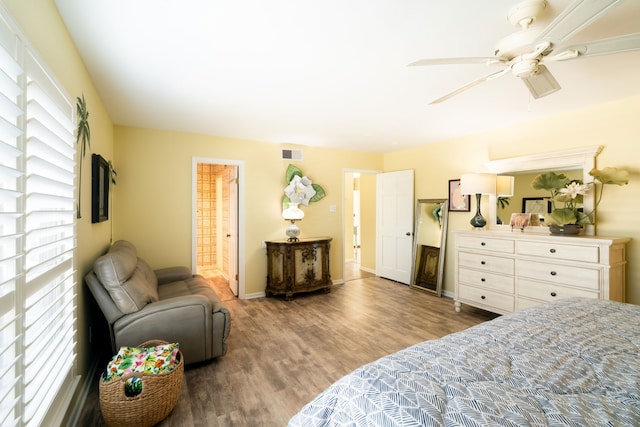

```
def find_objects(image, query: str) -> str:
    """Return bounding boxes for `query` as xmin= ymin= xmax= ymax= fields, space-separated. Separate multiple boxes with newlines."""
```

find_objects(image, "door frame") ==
xmin=192 ymin=157 xmax=246 ymax=299
xmin=342 ymin=168 xmax=380 ymax=282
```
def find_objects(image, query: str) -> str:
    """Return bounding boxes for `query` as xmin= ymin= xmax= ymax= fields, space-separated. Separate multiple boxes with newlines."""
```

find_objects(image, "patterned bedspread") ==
xmin=289 ymin=298 xmax=640 ymax=426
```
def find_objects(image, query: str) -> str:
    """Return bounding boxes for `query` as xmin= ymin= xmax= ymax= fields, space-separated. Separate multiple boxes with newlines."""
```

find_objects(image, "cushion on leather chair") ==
xmin=94 ymin=240 xmax=160 ymax=314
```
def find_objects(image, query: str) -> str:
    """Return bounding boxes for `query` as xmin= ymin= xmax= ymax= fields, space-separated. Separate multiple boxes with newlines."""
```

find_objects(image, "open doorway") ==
xmin=343 ymin=170 xmax=378 ymax=282
xmin=193 ymin=158 xmax=243 ymax=300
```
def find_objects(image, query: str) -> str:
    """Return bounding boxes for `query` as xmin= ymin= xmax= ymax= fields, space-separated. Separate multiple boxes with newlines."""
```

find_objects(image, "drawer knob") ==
xmin=550 ymin=248 xmax=556 ymax=253
xmin=481 ymin=242 xmax=486 ymax=246
xmin=481 ymin=261 xmax=486 ymax=265
xmin=550 ymin=271 xmax=557 ymax=276
xmin=550 ymin=292 xmax=557 ymax=297
xmin=481 ymin=278 xmax=486 ymax=282
xmin=481 ymin=295 xmax=486 ymax=299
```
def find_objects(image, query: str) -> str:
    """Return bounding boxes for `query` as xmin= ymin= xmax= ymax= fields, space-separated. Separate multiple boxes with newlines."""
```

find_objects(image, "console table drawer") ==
xmin=517 ymin=278 xmax=599 ymax=302
xmin=516 ymin=241 xmax=599 ymax=263
xmin=457 ymin=236 xmax=514 ymax=254
xmin=458 ymin=252 xmax=514 ymax=274
xmin=458 ymin=284 xmax=514 ymax=313
xmin=516 ymin=260 xmax=600 ymax=290
xmin=458 ymin=267 xmax=514 ymax=293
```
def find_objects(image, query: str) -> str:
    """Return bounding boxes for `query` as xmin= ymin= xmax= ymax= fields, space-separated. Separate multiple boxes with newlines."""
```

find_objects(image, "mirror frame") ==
xmin=486 ymin=145 xmax=602 ymax=236
xmin=410 ymin=199 xmax=449 ymax=296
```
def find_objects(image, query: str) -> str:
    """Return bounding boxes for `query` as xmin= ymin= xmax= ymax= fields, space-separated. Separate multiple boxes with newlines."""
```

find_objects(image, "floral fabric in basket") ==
xmin=103 ymin=342 xmax=180 ymax=395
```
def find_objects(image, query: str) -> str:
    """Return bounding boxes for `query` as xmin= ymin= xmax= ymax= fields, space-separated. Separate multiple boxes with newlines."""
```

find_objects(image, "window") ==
xmin=0 ymin=7 xmax=78 ymax=426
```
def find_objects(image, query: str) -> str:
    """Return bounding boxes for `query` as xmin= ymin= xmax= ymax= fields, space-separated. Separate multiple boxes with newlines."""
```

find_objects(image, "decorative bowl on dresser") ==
xmin=265 ymin=237 xmax=332 ymax=300
xmin=454 ymin=230 xmax=629 ymax=314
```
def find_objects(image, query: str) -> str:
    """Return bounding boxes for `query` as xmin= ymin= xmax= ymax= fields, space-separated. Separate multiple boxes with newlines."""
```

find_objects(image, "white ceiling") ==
xmin=54 ymin=0 xmax=640 ymax=153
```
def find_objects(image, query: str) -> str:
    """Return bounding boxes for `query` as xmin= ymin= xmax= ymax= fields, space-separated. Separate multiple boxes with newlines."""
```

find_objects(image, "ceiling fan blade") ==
xmin=535 ymin=0 xmax=624 ymax=46
xmin=429 ymin=68 xmax=510 ymax=104
xmin=409 ymin=57 xmax=503 ymax=67
xmin=549 ymin=32 xmax=640 ymax=61
xmin=521 ymin=65 xmax=561 ymax=99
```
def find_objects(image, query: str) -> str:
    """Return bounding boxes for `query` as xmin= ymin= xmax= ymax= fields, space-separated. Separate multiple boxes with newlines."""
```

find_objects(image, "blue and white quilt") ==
xmin=289 ymin=298 xmax=640 ymax=426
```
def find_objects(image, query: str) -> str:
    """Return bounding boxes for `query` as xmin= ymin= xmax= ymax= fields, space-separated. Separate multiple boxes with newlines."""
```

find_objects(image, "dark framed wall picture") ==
xmin=522 ymin=197 xmax=551 ymax=216
xmin=448 ymin=179 xmax=470 ymax=212
xmin=92 ymin=153 xmax=109 ymax=223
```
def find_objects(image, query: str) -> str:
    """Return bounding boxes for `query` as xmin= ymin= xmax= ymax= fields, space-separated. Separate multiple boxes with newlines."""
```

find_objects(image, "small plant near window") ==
xmin=76 ymin=94 xmax=91 ymax=218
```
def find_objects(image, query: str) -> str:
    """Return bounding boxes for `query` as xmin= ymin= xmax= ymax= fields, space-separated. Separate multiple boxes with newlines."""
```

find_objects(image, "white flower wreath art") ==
xmin=282 ymin=164 xmax=326 ymax=208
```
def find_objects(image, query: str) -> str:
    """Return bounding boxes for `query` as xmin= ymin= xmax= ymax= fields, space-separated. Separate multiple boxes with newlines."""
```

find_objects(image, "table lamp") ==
xmin=282 ymin=202 xmax=304 ymax=241
xmin=496 ymin=175 xmax=514 ymax=197
xmin=460 ymin=173 xmax=496 ymax=228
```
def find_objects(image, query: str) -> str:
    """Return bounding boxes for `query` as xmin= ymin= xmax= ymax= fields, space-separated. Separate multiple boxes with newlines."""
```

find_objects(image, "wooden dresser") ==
xmin=265 ymin=237 xmax=332 ymax=300
xmin=454 ymin=230 xmax=629 ymax=315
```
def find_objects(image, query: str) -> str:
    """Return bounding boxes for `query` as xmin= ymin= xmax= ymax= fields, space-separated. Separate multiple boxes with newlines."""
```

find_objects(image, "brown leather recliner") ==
xmin=85 ymin=240 xmax=230 ymax=364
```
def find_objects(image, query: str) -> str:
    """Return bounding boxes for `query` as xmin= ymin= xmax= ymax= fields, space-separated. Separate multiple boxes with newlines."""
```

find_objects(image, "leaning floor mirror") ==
xmin=410 ymin=199 xmax=449 ymax=296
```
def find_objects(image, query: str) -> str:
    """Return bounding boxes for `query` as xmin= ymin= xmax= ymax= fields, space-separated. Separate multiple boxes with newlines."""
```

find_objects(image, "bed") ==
xmin=289 ymin=298 xmax=640 ymax=426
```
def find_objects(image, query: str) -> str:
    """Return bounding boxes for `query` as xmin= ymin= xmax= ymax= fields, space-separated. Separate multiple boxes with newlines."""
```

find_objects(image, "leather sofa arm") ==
xmin=154 ymin=266 xmax=193 ymax=284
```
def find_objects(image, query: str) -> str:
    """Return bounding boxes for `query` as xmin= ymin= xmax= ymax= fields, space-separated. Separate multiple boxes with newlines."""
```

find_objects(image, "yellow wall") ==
xmin=385 ymin=94 xmax=640 ymax=303
xmin=113 ymin=127 xmax=383 ymax=295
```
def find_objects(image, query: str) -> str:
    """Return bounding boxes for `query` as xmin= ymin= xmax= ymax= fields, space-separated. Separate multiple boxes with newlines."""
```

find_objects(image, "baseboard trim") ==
xmin=244 ymin=291 xmax=266 ymax=299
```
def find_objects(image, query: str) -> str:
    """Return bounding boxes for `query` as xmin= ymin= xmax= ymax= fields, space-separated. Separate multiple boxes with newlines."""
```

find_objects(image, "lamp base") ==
xmin=470 ymin=214 xmax=487 ymax=228
xmin=470 ymin=193 xmax=487 ymax=228
xmin=285 ymin=221 xmax=300 ymax=242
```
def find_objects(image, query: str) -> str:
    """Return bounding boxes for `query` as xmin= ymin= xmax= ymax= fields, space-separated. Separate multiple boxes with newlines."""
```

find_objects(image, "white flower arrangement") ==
xmin=282 ymin=164 xmax=326 ymax=208
xmin=284 ymin=175 xmax=317 ymax=206
xmin=531 ymin=167 xmax=629 ymax=225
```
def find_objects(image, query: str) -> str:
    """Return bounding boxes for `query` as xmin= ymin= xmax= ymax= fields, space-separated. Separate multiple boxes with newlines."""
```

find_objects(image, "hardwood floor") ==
xmin=76 ymin=276 xmax=498 ymax=426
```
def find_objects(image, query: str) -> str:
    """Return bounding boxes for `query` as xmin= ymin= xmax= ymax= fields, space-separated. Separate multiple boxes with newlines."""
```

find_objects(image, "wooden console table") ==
xmin=265 ymin=237 xmax=332 ymax=300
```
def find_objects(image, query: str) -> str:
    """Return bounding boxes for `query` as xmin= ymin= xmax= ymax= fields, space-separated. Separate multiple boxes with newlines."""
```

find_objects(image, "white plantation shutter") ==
xmin=0 ymin=7 xmax=78 ymax=427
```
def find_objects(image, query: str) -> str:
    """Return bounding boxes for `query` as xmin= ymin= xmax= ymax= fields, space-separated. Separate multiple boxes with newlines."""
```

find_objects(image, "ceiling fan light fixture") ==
xmin=521 ymin=64 xmax=561 ymax=99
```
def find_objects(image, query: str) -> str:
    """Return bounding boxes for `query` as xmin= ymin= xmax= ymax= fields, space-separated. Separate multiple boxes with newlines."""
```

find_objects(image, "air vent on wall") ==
xmin=281 ymin=148 xmax=303 ymax=161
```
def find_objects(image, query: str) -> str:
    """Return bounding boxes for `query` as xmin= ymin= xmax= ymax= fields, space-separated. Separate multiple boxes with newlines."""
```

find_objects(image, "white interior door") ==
xmin=376 ymin=170 xmax=414 ymax=284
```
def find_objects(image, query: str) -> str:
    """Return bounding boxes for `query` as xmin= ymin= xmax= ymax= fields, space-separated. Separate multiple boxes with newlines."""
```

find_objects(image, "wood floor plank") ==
xmin=75 ymin=276 xmax=497 ymax=426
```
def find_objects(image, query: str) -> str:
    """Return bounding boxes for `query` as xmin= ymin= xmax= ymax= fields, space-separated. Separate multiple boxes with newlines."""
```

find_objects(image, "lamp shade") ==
xmin=460 ymin=173 xmax=496 ymax=195
xmin=496 ymin=175 xmax=514 ymax=197
xmin=282 ymin=202 xmax=304 ymax=221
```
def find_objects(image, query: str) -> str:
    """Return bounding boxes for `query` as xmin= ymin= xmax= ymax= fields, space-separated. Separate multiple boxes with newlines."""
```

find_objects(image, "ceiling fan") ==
xmin=410 ymin=0 xmax=640 ymax=104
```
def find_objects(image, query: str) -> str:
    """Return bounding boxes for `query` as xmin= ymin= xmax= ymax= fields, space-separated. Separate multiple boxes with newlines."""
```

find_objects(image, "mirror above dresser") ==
xmin=485 ymin=146 xmax=603 ymax=236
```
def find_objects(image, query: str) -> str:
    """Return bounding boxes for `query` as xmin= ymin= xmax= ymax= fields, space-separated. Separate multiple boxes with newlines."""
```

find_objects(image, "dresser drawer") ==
xmin=516 ymin=297 xmax=544 ymax=311
xmin=458 ymin=267 xmax=514 ymax=293
xmin=458 ymin=284 xmax=514 ymax=313
xmin=516 ymin=241 xmax=599 ymax=263
xmin=517 ymin=278 xmax=599 ymax=302
xmin=457 ymin=236 xmax=514 ymax=254
xmin=458 ymin=252 xmax=514 ymax=274
xmin=516 ymin=260 xmax=600 ymax=290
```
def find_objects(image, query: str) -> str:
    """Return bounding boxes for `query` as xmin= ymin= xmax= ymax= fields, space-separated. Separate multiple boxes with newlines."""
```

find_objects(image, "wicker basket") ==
xmin=99 ymin=340 xmax=184 ymax=427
